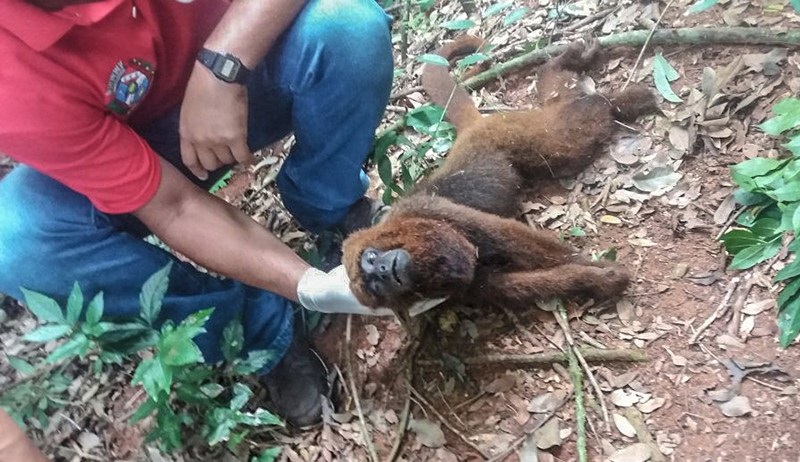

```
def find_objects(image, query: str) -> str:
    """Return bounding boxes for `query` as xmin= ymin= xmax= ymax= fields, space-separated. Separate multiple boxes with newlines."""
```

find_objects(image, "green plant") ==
xmin=1 ymin=263 xmax=284 ymax=459
xmin=720 ymin=97 xmax=800 ymax=347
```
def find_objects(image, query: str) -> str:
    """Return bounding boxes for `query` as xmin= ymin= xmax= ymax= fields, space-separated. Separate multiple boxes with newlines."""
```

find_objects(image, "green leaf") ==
xmin=129 ymin=397 xmax=158 ymax=424
xmin=750 ymin=217 xmax=781 ymax=238
xmin=222 ymin=319 xmax=244 ymax=363
xmin=784 ymin=134 xmax=800 ymax=156
xmin=45 ymin=333 xmax=90 ymax=363
xmin=759 ymin=97 xmax=800 ymax=136
xmin=686 ymin=0 xmax=719 ymax=14
xmin=792 ymin=0 xmax=800 ymax=13
xmin=7 ymin=356 xmax=36 ymax=375
xmin=139 ymin=262 xmax=173 ymax=326
xmin=456 ymin=53 xmax=490 ymax=68
xmin=160 ymin=338 xmax=203 ymax=367
xmin=777 ymin=277 xmax=800 ymax=306
xmin=720 ymin=229 xmax=763 ymax=254
xmin=230 ymin=383 xmax=252 ymax=411
xmin=503 ymin=6 xmax=529 ymax=25
xmin=729 ymin=239 xmax=781 ymax=270
xmin=206 ymin=407 xmax=236 ymax=446
xmin=22 ymin=325 xmax=72 ymax=343
xmin=200 ymin=383 xmax=225 ymax=399
xmin=252 ymin=448 xmax=282 ymax=462
xmin=416 ymin=53 xmax=449 ymax=67
xmin=65 ymin=282 xmax=84 ymax=326
xmin=238 ymin=408 xmax=283 ymax=427
xmin=731 ymin=157 xmax=788 ymax=185
xmin=85 ymin=291 xmax=104 ymax=326
xmin=778 ymin=294 xmax=800 ymax=347
xmin=733 ymin=189 xmax=769 ymax=207
xmin=132 ymin=357 xmax=173 ymax=400
xmin=776 ymin=257 xmax=800 ymax=282
xmin=652 ymin=53 xmax=682 ymax=103
xmin=771 ymin=181 xmax=800 ymax=202
xmin=20 ymin=288 xmax=65 ymax=324
xmin=440 ymin=19 xmax=475 ymax=30
xmin=483 ymin=2 xmax=512 ymax=17
xmin=233 ymin=349 xmax=275 ymax=375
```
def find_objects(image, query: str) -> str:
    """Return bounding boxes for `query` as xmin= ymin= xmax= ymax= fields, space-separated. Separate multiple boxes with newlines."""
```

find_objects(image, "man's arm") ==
xmin=179 ymin=0 xmax=309 ymax=180
xmin=133 ymin=158 xmax=310 ymax=302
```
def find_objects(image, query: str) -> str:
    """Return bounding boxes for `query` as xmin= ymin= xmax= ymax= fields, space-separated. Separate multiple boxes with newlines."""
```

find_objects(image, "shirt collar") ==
xmin=0 ymin=0 xmax=127 ymax=51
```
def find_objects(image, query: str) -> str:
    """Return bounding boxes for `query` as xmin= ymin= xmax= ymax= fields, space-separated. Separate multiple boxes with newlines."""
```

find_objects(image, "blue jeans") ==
xmin=0 ymin=0 xmax=393 ymax=371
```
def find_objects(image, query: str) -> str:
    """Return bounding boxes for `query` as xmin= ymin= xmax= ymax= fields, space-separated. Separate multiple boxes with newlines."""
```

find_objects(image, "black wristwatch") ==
xmin=196 ymin=48 xmax=252 ymax=84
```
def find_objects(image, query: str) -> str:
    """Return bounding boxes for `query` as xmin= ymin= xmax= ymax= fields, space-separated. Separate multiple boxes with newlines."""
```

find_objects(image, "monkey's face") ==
xmin=342 ymin=217 xmax=478 ymax=309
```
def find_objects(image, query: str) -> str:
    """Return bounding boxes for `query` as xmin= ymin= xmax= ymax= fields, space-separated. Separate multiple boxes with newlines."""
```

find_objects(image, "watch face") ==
xmin=220 ymin=58 xmax=237 ymax=78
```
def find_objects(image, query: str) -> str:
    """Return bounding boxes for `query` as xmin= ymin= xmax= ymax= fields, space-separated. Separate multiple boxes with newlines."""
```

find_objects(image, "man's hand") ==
xmin=297 ymin=266 xmax=395 ymax=316
xmin=179 ymin=65 xmax=253 ymax=180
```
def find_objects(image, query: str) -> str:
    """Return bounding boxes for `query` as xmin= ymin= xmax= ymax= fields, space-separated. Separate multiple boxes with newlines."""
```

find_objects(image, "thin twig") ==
xmin=561 ymin=6 xmax=618 ymax=33
xmin=345 ymin=315 xmax=379 ymax=462
xmin=728 ymin=255 xmax=779 ymax=336
xmin=555 ymin=307 xmax=587 ymax=462
xmin=390 ymin=85 xmax=424 ymax=101
xmin=621 ymin=0 xmax=676 ymax=91
xmin=715 ymin=206 xmax=748 ymax=241
xmin=408 ymin=385 xmax=491 ymax=460
xmin=418 ymin=348 xmax=648 ymax=368
xmin=554 ymin=308 xmax=610 ymax=431
xmin=689 ymin=277 xmax=741 ymax=343
xmin=387 ymin=340 xmax=420 ymax=462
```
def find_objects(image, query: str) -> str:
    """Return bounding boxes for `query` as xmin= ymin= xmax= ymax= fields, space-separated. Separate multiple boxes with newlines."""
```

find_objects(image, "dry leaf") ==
xmin=608 ymin=442 xmax=653 ymax=462
xmin=713 ymin=194 xmax=737 ymax=225
xmin=528 ymin=391 xmax=567 ymax=413
xmin=409 ymin=418 xmax=446 ymax=448
xmin=610 ymin=389 xmax=640 ymax=408
xmin=601 ymin=215 xmax=623 ymax=225
xmin=613 ymin=413 xmax=637 ymax=438
xmin=611 ymin=135 xmax=652 ymax=165
xmin=637 ymin=397 xmax=666 ymax=414
xmin=485 ymin=373 xmax=517 ymax=394
xmin=718 ymin=396 xmax=753 ymax=417
xmin=742 ymin=299 xmax=774 ymax=315
xmin=533 ymin=418 xmax=561 ymax=450
xmin=668 ymin=126 xmax=690 ymax=152
xmin=364 ymin=324 xmax=380 ymax=346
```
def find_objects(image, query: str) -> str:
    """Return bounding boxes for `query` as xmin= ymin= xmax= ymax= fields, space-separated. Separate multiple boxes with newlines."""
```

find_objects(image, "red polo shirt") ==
xmin=0 ymin=0 xmax=229 ymax=213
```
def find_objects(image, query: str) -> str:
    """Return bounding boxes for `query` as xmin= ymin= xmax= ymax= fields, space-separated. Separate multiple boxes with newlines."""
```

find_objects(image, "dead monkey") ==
xmin=343 ymin=36 xmax=659 ymax=313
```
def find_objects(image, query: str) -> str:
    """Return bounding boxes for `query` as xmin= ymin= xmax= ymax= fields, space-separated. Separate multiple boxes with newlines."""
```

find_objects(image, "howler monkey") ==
xmin=342 ymin=37 xmax=658 ymax=312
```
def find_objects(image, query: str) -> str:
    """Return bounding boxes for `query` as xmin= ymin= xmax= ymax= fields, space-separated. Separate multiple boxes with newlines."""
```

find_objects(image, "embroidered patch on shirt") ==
xmin=105 ymin=58 xmax=155 ymax=117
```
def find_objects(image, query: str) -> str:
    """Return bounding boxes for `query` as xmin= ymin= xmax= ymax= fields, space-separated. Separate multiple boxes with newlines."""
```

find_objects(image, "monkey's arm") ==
xmin=475 ymin=264 xmax=630 ymax=308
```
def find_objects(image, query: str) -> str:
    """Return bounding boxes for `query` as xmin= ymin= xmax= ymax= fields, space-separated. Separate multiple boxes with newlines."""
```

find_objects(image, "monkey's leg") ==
xmin=536 ymin=40 xmax=601 ymax=104
xmin=479 ymin=264 xmax=630 ymax=308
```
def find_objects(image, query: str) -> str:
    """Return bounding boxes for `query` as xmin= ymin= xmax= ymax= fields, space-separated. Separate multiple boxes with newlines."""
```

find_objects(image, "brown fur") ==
xmin=343 ymin=37 xmax=658 ymax=310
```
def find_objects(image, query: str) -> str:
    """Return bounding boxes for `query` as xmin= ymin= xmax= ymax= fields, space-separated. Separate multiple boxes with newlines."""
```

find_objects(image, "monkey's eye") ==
xmin=365 ymin=250 xmax=377 ymax=265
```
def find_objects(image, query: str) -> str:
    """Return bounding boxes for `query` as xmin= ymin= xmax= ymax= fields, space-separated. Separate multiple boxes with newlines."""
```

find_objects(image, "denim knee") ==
xmin=290 ymin=0 xmax=394 ymax=91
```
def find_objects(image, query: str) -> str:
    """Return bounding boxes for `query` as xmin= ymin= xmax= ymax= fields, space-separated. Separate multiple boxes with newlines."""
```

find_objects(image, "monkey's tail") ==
xmin=609 ymin=85 xmax=660 ymax=122
xmin=421 ymin=36 xmax=486 ymax=131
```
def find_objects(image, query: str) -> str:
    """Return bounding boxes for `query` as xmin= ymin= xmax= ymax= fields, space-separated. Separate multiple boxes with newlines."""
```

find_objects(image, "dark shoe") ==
xmin=317 ymin=196 xmax=390 ymax=271
xmin=260 ymin=331 xmax=330 ymax=428
xmin=336 ymin=196 xmax=390 ymax=236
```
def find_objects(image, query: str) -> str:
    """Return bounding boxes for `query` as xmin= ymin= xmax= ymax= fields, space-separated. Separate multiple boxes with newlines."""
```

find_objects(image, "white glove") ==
xmin=297 ymin=265 xmax=395 ymax=316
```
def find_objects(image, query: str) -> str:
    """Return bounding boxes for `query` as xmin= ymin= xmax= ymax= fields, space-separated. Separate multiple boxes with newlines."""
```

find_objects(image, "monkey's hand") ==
xmin=297 ymin=266 xmax=395 ymax=316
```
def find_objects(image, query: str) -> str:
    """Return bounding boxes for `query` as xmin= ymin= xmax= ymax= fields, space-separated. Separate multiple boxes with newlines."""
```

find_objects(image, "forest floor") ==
xmin=2 ymin=0 xmax=800 ymax=461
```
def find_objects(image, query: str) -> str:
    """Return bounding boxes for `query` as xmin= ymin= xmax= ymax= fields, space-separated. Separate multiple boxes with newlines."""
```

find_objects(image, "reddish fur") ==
xmin=343 ymin=38 xmax=658 ymax=310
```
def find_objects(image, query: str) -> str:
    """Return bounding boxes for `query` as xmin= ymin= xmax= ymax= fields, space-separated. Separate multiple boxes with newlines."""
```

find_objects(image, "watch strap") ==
xmin=196 ymin=48 xmax=252 ymax=84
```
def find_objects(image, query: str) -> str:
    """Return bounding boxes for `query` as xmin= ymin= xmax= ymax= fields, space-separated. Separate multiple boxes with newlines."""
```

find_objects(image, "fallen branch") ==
xmin=345 ymin=315 xmax=379 ymax=462
xmin=418 ymin=348 xmax=648 ymax=368
xmin=408 ymin=384 xmax=491 ymax=460
xmin=387 ymin=339 xmax=421 ymax=462
xmin=462 ymin=27 xmax=800 ymax=91
xmin=621 ymin=0 xmax=676 ymax=90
